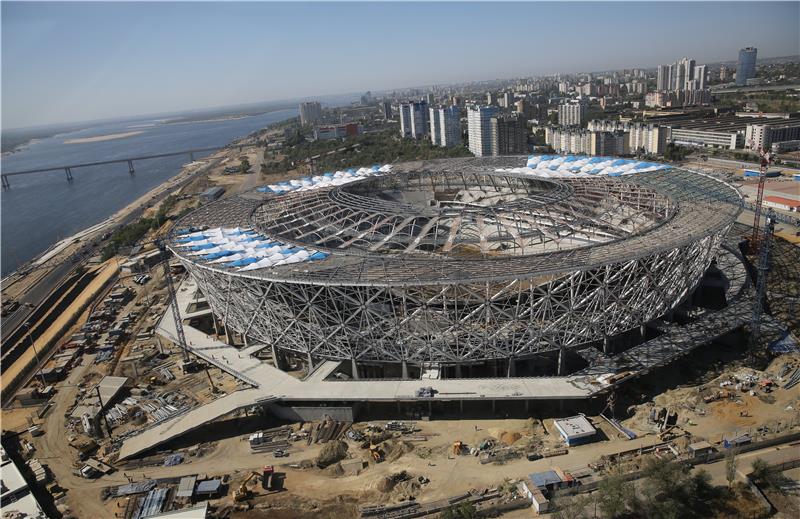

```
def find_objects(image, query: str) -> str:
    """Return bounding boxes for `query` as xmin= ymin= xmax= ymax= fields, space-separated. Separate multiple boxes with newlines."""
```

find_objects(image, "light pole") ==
xmin=23 ymin=322 xmax=47 ymax=387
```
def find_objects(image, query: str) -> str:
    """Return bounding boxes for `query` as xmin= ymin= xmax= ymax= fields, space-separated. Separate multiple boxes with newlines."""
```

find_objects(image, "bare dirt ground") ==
xmin=624 ymin=353 xmax=800 ymax=441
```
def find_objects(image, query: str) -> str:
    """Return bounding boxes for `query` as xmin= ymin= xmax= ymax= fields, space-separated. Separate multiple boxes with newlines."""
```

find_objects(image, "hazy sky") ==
xmin=2 ymin=1 xmax=799 ymax=129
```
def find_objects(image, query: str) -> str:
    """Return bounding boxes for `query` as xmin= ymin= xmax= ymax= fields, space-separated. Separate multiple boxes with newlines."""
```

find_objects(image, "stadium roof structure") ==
xmin=169 ymin=156 xmax=742 ymax=287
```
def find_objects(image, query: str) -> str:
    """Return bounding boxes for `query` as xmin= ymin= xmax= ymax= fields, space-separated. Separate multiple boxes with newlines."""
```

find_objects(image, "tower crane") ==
xmin=748 ymin=143 xmax=774 ymax=253
xmin=748 ymin=209 xmax=776 ymax=356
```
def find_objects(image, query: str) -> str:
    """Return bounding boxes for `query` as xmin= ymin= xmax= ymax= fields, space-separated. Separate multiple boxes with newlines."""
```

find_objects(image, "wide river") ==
xmin=1 ymin=109 xmax=298 ymax=276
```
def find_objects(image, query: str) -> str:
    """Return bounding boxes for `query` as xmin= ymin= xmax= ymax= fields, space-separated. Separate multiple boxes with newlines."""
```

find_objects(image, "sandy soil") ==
xmin=63 ymin=131 xmax=144 ymax=144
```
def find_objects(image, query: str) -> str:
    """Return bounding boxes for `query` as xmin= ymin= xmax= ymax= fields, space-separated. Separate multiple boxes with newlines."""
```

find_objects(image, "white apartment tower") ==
xmin=429 ymin=108 xmax=442 ymax=146
xmin=438 ymin=106 xmax=462 ymax=147
xmin=299 ymin=101 xmax=322 ymax=126
xmin=683 ymin=58 xmax=696 ymax=88
xmin=656 ymin=65 xmax=670 ymax=91
xmin=399 ymin=104 xmax=412 ymax=138
xmin=467 ymin=105 xmax=499 ymax=156
xmin=693 ymin=65 xmax=707 ymax=90
xmin=400 ymin=101 xmax=429 ymax=139
xmin=558 ymin=103 xmax=586 ymax=126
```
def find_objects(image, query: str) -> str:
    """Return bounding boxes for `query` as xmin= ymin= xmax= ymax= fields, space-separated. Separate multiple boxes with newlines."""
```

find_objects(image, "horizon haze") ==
xmin=3 ymin=1 xmax=799 ymax=129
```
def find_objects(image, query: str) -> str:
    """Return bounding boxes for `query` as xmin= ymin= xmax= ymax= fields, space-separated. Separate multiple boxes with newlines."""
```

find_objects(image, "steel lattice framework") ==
xmin=171 ymin=157 xmax=742 ymax=365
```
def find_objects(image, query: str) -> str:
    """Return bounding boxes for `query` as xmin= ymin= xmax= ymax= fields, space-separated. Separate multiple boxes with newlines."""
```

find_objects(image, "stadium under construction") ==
xmin=119 ymin=155 xmax=759 ymax=459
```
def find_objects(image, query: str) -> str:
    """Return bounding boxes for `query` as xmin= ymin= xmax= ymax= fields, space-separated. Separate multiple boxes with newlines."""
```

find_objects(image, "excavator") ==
xmin=369 ymin=444 xmax=384 ymax=463
xmin=453 ymin=441 xmax=466 ymax=455
xmin=233 ymin=471 xmax=261 ymax=502
xmin=233 ymin=466 xmax=276 ymax=502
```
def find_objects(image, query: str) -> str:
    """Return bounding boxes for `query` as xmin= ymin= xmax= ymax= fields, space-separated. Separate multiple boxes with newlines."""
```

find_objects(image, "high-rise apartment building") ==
xmin=658 ymin=57 xmax=706 ymax=92
xmin=381 ymin=101 xmax=392 ymax=120
xmin=399 ymin=104 xmax=412 ymax=138
xmin=656 ymin=65 xmax=670 ymax=91
xmin=586 ymin=119 xmax=669 ymax=155
xmin=410 ymin=101 xmax=429 ymax=139
xmin=736 ymin=47 xmax=757 ymax=86
xmin=693 ymin=65 xmax=707 ymax=90
xmin=590 ymin=131 xmax=627 ymax=156
xmin=490 ymin=114 xmax=527 ymax=156
xmin=429 ymin=106 xmax=461 ymax=148
xmin=514 ymin=99 xmax=529 ymax=117
xmin=399 ymin=101 xmax=429 ymax=139
xmin=467 ymin=106 xmax=499 ymax=156
xmin=299 ymin=101 xmax=322 ymax=126
xmin=429 ymin=108 xmax=442 ymax=146
xmin=683 ymin=58 xmax=696 ymax=88
xmin=558 ymin=103 xmax=586 ymax=126
xmin=486 ymin=92 xmax=497 ymax=106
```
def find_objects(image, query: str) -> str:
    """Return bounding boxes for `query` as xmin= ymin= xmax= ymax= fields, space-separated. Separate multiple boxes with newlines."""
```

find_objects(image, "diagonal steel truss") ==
xmin=171 ymin=157 xmax=741 ymax=366
xmin=181 ymin=231 xmax=722 ymax=363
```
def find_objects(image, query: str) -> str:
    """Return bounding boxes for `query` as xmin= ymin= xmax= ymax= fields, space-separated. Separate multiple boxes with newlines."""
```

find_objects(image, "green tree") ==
xmin=635 ymin=458 xmax=715 ymax=519
xmin=440 ymin=502 xmax=477 ymax=519
xmin=597 ymin=466 xmax=634 ymax=518
xmin=725 ymin=449 xmax=737 ymax=488
xmin=551 ymin=493 xmax=593 ymax=519
xmin=750 ymin=458 xmax=788 ymax=491
xmin=239 ymin=157 xmax=251 ymax=174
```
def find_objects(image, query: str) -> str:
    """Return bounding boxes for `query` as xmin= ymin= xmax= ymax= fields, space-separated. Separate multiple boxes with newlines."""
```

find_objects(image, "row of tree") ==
xmin=553 ymin=456 xmax=732 ymax=519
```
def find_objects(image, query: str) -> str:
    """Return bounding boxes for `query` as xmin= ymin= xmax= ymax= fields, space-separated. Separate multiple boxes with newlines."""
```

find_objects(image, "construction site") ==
xmin=2 ymin=153 xmax=799 ymax=519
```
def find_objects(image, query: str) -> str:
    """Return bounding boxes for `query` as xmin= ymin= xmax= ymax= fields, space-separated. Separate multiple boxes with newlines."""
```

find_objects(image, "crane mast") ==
xmin=158 ymin=240 xmax=190 ymax=362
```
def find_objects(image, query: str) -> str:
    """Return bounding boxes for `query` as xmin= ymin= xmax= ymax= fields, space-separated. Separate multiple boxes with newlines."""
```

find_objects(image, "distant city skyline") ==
xmin=2 ymin=1 xmax=799 ymax=129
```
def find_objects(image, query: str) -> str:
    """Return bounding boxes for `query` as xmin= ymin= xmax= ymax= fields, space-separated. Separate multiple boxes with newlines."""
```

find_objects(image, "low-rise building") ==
xmin=314 ymin=123 xmax=362 ymax=141
xmin=1 ymin=457 xmax=47 ymax=518
xmin=199 ymin=187 xmax=225 ymax=204
xmin=745 ymin=121 xmax=800 ymax=151
xmin=553 ymin=415 xmax=597 ymax=446
xmin=517 ymin=479 xmax=550 ymax=513
xmin=764 ymin=196 xmax=800 ymax=212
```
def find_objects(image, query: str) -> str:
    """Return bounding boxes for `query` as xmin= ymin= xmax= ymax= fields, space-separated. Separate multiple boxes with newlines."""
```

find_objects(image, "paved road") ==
xmin=711 ymin=83 xmax=800 ymax=94
xmin=2 ymin=261 xmax=77 ymax=340
xmin=697 ymin=443 xmax=799 ymax=485
xmin=700 ymin=156 xmax=800 ymax=175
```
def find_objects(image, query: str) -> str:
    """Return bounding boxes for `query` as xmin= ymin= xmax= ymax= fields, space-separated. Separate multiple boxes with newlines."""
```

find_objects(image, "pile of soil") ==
xmin=384 ymin=440 xmax=414 ymax=462
xmin=500 ymin=431 xmax=522 ymax=446
xmin=323 ymin=462 xmax=345 ymax=477
xmin=487 ymin=427 xmax=507 ymax=440
xmin=392 ymin=478 xmax=422 ymax=500
xmin=316 ymin=440 xmax=348 ymax=468
xmin=373 ymin=471 xmax=419 ymax=496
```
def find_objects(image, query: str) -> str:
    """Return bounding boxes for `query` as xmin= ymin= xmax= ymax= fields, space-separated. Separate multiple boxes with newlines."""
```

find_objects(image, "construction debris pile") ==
xmin=625 ymin=353 xmax=800 ymax=435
